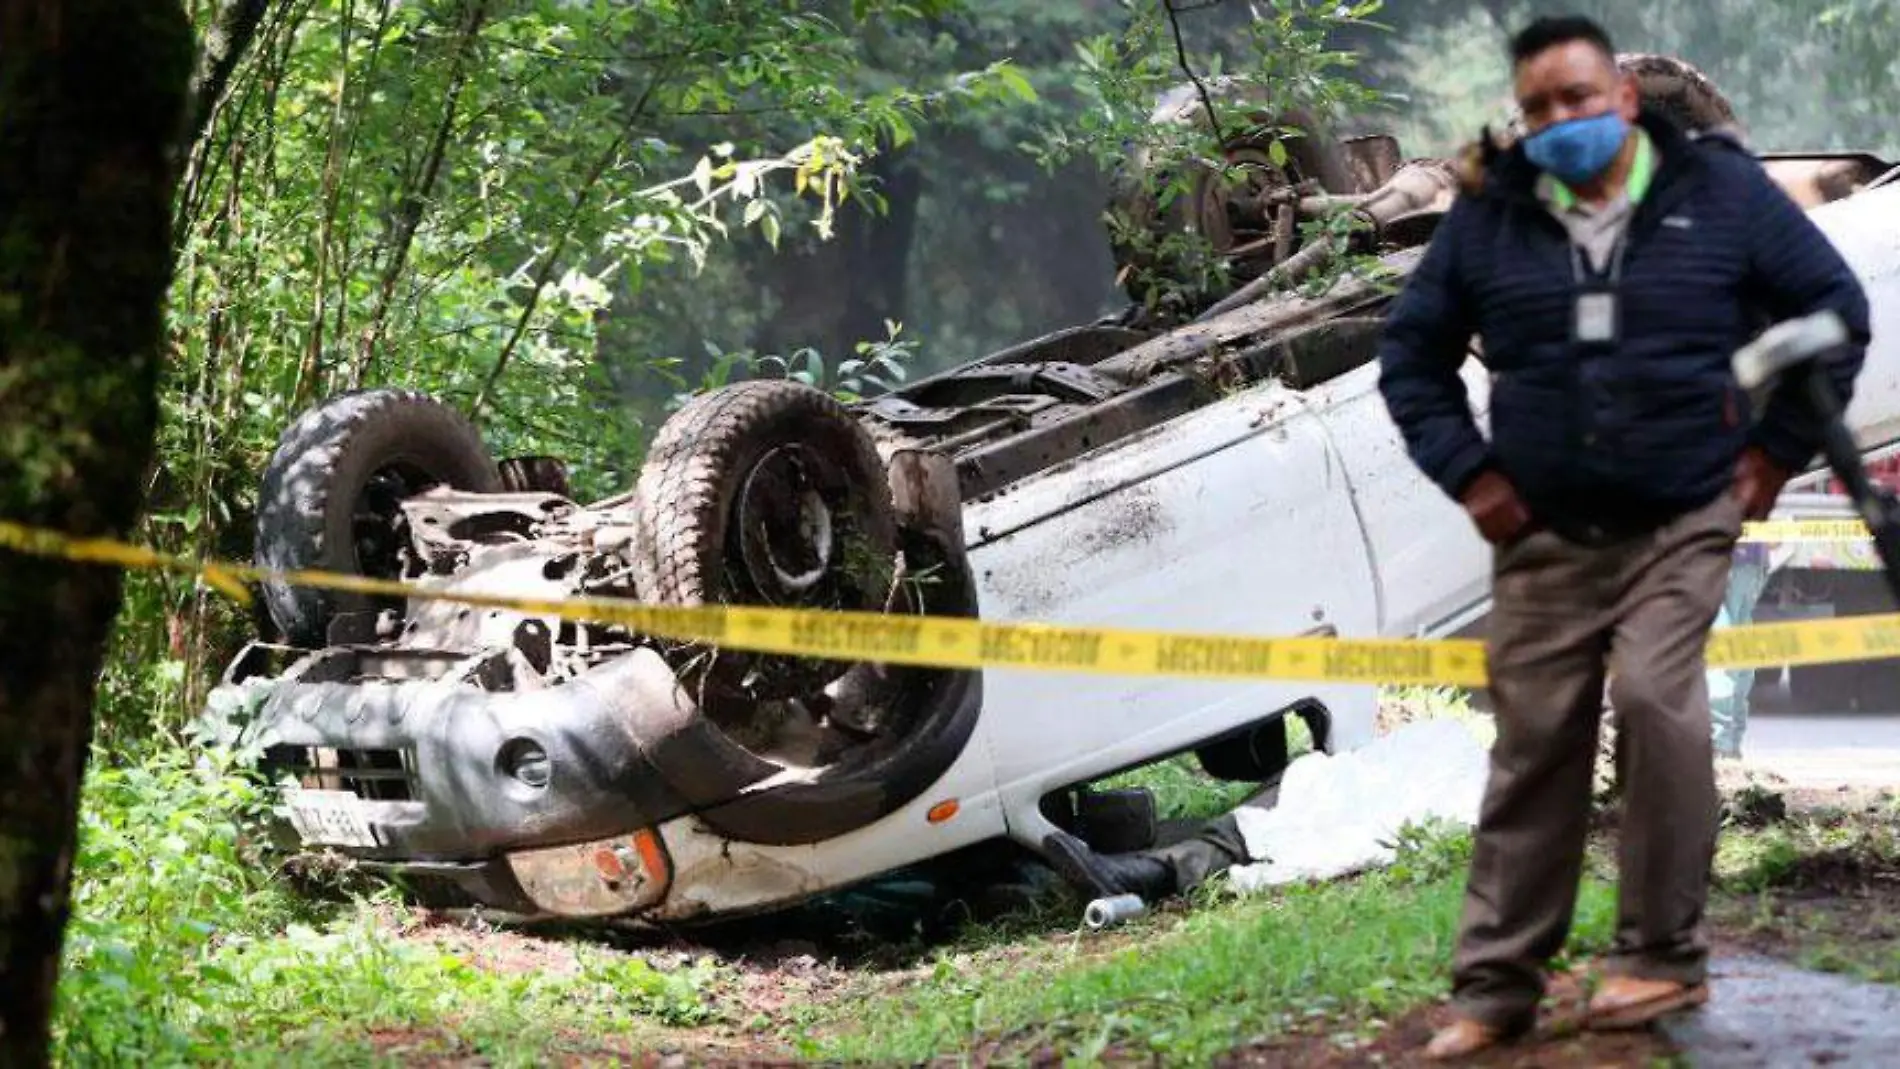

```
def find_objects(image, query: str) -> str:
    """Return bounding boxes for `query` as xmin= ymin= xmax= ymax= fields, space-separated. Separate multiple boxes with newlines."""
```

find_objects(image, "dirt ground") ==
xmin=1220 ymin=779 xmax=1900 ymax=1069
xmin=358 ymin=774 xmax=1899 ymax=1067
xmin=1219 ymin=1003 xmax=1677 ymax=1069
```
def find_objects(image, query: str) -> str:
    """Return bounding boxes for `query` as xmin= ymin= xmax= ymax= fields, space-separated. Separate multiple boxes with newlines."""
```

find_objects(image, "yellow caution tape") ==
xmin=1741 ymin=519 xmax=1872 ymax=543
xmin=1707 ymin=613 xmax=1900 ymax=672
xmin=1 ymin=518 xmax=1896 ymax=687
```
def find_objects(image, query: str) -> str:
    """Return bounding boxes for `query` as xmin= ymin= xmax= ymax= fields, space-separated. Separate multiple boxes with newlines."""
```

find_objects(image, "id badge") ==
xmin=1574 ymin=290 xmax=1619 ymax=345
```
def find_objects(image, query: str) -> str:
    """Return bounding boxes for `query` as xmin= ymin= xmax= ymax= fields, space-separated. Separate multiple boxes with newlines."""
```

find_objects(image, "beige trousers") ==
xmin=1451 ymin=491 xmax=1742 ymax=1029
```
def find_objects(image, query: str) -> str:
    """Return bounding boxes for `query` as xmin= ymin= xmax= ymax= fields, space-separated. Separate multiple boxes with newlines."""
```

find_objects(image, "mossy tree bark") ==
xmin=0 ymin=2 xmax=196 ymax=1063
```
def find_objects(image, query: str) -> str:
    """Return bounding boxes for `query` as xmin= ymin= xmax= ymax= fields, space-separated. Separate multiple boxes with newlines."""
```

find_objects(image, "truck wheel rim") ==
xmin=736 ymin=444 xmax=837 ymax=602
xmin=351 ymin=461 xmax=433 ymax=581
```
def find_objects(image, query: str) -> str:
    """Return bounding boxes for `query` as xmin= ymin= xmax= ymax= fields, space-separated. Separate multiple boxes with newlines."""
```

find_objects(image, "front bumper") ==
xmin=215 ymin=646 xmax=778 ymax=893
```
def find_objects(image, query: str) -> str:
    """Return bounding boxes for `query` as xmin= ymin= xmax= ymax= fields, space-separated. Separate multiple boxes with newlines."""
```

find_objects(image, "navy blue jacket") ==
xmin=1377 ymin=112 xmax=1870 ymax=543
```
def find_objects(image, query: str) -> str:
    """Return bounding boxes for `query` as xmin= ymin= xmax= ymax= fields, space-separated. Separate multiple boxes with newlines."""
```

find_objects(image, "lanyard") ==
xmin=1566 ymin=225 xmax=1630 ymax=288
xmin=1567 ymin=224 xmax=1628 ymax=346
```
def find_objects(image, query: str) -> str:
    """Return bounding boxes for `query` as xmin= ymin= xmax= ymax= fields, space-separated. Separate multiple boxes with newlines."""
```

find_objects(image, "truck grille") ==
xmin=264 ymin=744 xmax=417 ymax=802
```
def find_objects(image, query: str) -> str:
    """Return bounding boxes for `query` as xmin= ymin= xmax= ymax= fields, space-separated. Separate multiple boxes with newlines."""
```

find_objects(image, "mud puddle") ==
xmin=1655 ymin=953 xmax=1900 ymax=1067
xmin=1221 ymin=949 xmax=1900 ymax=1068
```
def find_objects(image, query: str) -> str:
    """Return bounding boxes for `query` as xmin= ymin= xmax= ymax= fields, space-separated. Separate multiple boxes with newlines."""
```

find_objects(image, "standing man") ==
xmin=1377 ymin=15 xmax=1868 ymax=1060
xmin=1710 ymin=540 xmax=1772 ymax=758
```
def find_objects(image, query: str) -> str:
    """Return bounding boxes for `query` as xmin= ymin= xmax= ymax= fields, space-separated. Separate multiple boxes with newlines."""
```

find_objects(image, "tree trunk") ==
xmin=0 ymin=2 xmax=195 ymax=1064
xmin=296 ymin=0 xmax=359 ymax=406
xmin=175 ymin=0 xmax=285 ymax=241
xmin=187 ymin=0 xmax=271 ymax=147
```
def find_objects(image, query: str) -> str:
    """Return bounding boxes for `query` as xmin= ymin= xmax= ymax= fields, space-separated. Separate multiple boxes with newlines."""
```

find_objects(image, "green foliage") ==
xmin=207 ymin=916 xmax=718 ymax=1051
xmin=103 ymin=0 xmax=1027 ymax=742
xmin=1027 ymin=0 xmax=1387 ymax=314
xmin=51 ymin=746 xmax=722 ymax=1065
xmin=1721 ymin=828 xmax=1808 ymax=895
xmin=1383 ymin=818 xmax=1476 ymax=887
xmin=1797 ymin=0 xmax=1900 ymax=149
xmin=667 ymin=320 xmax=918 ymax=409
xmin=165 ymin=0 xmax=1018 ymax=492
xmin=1098 ymin=754 xmax=1266 ymax=823
xmin=52 ymin=747 xmax=299 ymax=1063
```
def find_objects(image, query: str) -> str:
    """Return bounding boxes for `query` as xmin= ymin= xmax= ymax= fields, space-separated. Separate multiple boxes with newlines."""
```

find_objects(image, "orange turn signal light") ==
xmin=926 ymin=799 xmax=960 ymax=824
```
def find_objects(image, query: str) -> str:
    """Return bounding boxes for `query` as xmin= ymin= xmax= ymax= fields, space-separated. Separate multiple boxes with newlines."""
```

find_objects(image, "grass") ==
xmin=798 ymin=823 xmax=1619 ymax=1064
xmin=1093 ymin=703 xmax=1337 ymax=824
xmin=187 ymin=915 xmax=715 ymax=1066
xmin=1710 ymin=802 xmax=1900 ymax=985
xmin=1714 ymin=804 xmax=1900 ymax=893
xmin=781 ymin=687 xmax=1515 ymax=1062
xmin=51 ymin=747 xmax=725 ymax=1067
xmin=1094 ymin=754 xmax=1262 ymax=823
xmin=53 ymin=686 xmax=1594 ymax=1065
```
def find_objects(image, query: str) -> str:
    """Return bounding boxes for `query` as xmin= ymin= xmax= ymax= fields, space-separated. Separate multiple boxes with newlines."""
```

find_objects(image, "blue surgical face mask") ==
xmin=1522 ymin=110 xmax=1630 ymax=186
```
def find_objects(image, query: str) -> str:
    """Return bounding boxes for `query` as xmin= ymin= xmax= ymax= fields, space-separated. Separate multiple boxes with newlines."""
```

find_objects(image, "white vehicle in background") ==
xmin=202 ymin=65 xmax=1900 ymax=924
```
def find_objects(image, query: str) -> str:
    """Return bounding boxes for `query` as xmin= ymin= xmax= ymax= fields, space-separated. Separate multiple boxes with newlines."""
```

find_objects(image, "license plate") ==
xmin=281 ymin=787 xmax=380 ymax=848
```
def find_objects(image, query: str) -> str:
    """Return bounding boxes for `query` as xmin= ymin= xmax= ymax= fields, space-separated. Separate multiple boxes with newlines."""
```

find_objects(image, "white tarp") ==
xmin=1227 ymin=718 xmax=1491 ymax=892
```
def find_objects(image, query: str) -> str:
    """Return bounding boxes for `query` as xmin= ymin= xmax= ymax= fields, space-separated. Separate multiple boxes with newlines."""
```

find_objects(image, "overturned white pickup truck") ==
xmin=203 ymin=73 xmax=1900 ymax=924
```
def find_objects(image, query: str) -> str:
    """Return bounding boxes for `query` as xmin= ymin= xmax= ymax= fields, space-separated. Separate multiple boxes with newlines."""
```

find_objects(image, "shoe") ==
xmin=1585 ymin=976 xmax=1710 ymax=1030
xmin=1040 ymin=829 xmax=1173 ymax=899
xmin=1423 ymin=1016 xmax=1505 ymax=1061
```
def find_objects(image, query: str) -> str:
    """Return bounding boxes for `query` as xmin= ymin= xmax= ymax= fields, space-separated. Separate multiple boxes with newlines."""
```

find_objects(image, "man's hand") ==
xmin=1460 ymin=469 xmax=1535 ymax=544
xmin=1733 ymin=446 xmax=1792 ymax=521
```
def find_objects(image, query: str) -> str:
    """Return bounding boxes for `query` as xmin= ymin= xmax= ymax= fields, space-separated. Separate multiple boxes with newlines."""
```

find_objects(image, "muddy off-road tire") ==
xmin=1108 ymin=91 xmax=1357 ymax=306
xmin=255 ymin=389 xmax=500 ymax=647
xmin=1618 ymin=53 xmax=1738 ymax=135
xmin=631 ymin=380 xmax=898 ymax=699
